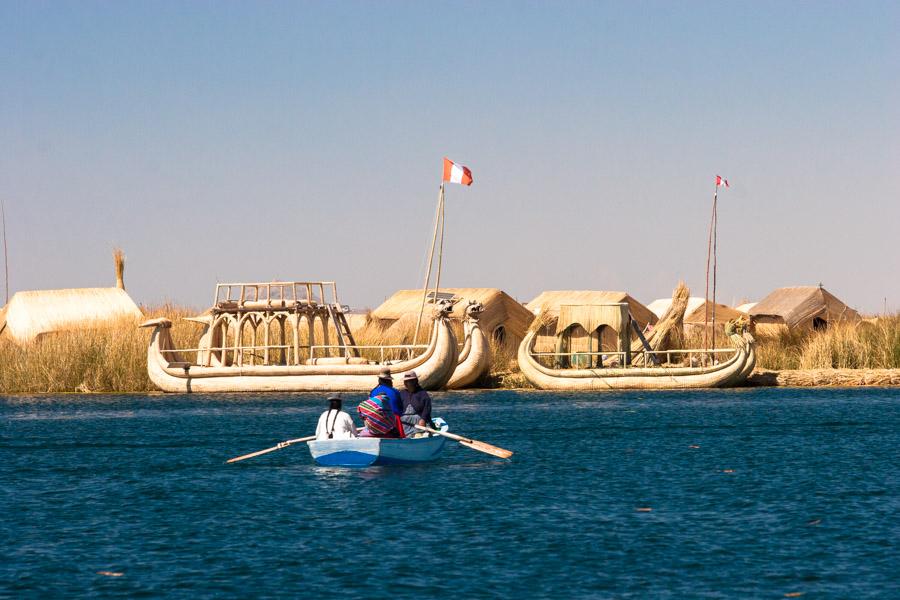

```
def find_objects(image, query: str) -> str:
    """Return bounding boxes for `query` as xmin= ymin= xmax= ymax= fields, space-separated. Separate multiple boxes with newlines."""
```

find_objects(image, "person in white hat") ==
xmin=399 ymin=371 xmax=433 ymax=437
xmin=315 ymin=395 xmax=358 ymax=440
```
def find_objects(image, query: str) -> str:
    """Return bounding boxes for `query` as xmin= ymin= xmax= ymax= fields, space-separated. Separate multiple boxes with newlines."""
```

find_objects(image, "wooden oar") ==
xmin=226 ymin=427 xmax=365 ymax=464
xmin=415 ymin=425 xmax=513 ymax=459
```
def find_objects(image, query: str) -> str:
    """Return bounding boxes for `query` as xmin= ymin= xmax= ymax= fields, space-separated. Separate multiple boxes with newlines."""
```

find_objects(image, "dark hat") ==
xmin=403 ymin=371 xmax=418 ymax=381
xmin=327 ymin=394 xmax=342 ymax=404
xmin=378 ymin=368 xmax=392 ymax=380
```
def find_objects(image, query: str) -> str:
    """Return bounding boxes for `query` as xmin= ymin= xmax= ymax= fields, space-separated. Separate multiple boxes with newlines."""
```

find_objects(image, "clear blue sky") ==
xmin=2 ymin=1 xmax=898 ymax=313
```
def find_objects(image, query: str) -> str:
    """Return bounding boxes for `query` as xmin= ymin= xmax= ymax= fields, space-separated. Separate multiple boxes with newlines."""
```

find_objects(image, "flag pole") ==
xmin=711 ymin=191 xmax=718 ymax=354
xmin=433 ymin=184 xmax=445 ymax=304
xmin=413 ymin=183 xmax=444 ymax=347
xmin=1 ymin=196 xmax=8 ymax=304
xmin=703 ymin=184 xmax=717 ymax=362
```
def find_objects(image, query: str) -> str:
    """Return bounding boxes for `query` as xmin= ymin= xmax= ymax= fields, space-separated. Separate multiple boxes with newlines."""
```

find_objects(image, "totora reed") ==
xmin=1 ymin=308 xmax=898 ymax=393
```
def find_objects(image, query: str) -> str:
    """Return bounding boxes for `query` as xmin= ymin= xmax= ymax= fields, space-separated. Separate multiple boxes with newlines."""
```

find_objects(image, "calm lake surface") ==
xmin=2 ymin=388 xmax=898 ymax=599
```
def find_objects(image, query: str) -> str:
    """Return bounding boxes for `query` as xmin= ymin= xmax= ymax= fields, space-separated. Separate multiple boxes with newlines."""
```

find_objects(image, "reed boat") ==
xmin=517 ymin=307 xmax=756 ymax=390
xmin=307 ymin=418 xmax=449 ymax=467
xmin=142 ymin=281 xmax=458 ymax=393
xmin=446 ymin=301 xmax=491 ymax=389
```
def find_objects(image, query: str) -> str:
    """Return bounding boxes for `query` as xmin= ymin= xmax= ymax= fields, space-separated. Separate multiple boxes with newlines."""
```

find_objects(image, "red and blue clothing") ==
xmin=370 ymin=384 xmax=403 ymax=416
xmin=369 ymin=383 xmax=405 ymax=436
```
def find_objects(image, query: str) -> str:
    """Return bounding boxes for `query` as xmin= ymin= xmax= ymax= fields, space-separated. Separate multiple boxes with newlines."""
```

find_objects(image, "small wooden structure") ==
xmin=525 ymin=291 xmax=657 ymax=355
xmin=195 ymin=281 xmax=360 ymax=367
xmin=749 ymin=286 xmax=860 ymax=335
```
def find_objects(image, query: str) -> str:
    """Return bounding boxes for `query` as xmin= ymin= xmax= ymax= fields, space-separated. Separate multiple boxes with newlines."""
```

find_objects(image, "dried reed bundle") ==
xmin=749 ymin=368 xmax=900 ymax=387
xmin=113 ymin=248 xmax=125 ymax=290
xmin=630 ymin=281 xmax=689 ymax=364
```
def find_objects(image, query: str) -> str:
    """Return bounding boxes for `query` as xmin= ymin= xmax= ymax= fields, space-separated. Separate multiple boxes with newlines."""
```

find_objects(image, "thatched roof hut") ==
xmin=0 ymin=287 xmax=142 ymax=344
xmin=647 ymin=297 xmax=746 ymax=333
xmin=525 ymin=290 xmax=658 ymax=355
xmin=749 ymin=286 xmax=860 ymax=333
xmin=735 ymin=302 xmax=757 ymax=314
xmin=369 ymin=288 xmax=534 ymax=351
xmin=0 ymin=249 xmax=142 ymax=344
xmin=526 ymin=291 xmax=657 ymax=330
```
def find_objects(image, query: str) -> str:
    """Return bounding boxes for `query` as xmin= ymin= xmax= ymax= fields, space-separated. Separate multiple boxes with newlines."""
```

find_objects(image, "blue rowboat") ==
xmin=307 ymin=418 xmax=448 ymax=467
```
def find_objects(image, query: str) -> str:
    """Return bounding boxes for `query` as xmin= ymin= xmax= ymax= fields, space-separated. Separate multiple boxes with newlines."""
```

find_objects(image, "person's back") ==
xmin=357 ymin=394 xmax=402 ymax=438
xmin=315 ymin=395 xmax=357 ymax=440
xmin=399 ymin=371 xmax=433 ymax=437
xmin=371 ymin=368 xmax=404 ymax=435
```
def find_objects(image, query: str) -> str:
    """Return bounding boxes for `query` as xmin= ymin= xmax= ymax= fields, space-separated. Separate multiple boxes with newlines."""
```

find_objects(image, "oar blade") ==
xmin=459 ymin=439 xmax=513 ymax=459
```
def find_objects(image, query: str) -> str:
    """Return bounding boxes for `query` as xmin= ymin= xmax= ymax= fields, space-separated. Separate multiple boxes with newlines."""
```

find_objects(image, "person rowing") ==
xmin=399 ymin=371 xmax=433 ymax=438
xmin=315 ymin=394 xmax=358 ymax=440
xmin=370 ymin=367 xmax=405 ymax=436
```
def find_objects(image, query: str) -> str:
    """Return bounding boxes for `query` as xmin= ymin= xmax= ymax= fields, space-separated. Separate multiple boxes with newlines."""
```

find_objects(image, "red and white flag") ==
xmin=715 ymin=175 xmax=729 ymax=188
xmin=442 ymin=157 xmax=473 ymax=186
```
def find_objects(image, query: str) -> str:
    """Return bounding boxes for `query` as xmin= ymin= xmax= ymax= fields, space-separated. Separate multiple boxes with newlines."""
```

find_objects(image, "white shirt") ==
xmin=315 ymin=409 xmax=357 ymax=440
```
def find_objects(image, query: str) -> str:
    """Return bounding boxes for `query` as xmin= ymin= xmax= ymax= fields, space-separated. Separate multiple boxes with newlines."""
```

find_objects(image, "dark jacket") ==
xmin=400 ymin=387 xmax=432 ymax=424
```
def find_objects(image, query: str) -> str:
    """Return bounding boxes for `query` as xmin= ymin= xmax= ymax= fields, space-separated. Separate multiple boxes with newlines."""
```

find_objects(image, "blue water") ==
xmin=2 ymin=388 xmax=898 ymax=599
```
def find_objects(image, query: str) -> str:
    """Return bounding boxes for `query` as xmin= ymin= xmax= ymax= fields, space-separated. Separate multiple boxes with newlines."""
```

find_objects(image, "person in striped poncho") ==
xmin=357 ymin=394 xmax=402 ymax=438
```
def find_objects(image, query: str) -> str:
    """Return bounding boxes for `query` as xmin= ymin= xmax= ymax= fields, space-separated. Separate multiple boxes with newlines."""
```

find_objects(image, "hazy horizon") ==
xmin=2 ymin=2 xmax=898 ymax=314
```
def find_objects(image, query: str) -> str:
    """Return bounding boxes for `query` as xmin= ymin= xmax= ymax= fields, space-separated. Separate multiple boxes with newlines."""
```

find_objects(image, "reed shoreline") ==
xmin=2 ymin=370 xmax=900 ymax=395
xmin=1 ymin=307 xmax=898 ymax=394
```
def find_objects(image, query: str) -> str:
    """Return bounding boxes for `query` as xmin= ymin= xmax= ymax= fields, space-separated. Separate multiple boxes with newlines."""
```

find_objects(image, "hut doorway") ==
xmin=812 ymin=317 xmax=828 ymax=331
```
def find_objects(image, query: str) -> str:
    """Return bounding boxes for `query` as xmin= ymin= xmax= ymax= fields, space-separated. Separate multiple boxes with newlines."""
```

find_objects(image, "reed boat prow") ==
xmin=447 ymin=301 xmax=491 ymax=389
xmin=517 ymin=325 xmax=756 ymax=391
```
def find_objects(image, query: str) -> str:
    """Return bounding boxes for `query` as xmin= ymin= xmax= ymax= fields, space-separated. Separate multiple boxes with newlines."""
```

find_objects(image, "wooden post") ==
xmin=413 ymin=183 xmax=444 ymax=347
xmin=291 ymin=314 xmax=300 ymax=365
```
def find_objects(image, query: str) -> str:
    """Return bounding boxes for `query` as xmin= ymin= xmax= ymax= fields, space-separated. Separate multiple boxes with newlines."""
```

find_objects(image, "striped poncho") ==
xmin=357 ymin=395 xmax=399 ymax=437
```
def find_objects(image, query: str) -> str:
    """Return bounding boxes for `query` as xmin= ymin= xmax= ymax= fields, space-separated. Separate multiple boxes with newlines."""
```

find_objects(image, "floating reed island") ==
xmin=1 ymin=266 xmax=898 ymax=393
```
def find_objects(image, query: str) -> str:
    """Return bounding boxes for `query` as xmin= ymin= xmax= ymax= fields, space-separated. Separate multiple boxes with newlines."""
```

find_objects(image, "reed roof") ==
xmin=0 ymin=287 xmax=143 ymax=344
xmin=526 ymin=290 xmax=657 ymax=329
xmin=735 ymin=302 xmax=757 ymax=314
xmin=749 ymin=286 xmax=859 ymax=328
xmin=371 ymin=288 xmax=535 ymax=340
xmin=648 ymin=297 xmax=746 ymax=324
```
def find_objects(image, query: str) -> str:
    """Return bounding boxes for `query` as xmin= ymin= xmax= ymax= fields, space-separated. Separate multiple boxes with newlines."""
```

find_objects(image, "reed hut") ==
xmin=749 ymin=285 xmax=860 ymax=335
xmin=647 ymin=297 xmax=746 ymax=335
xmin=525 ymin=291 xmax=657 ymax=355
xmin=368 ymin=288 xmax=534 ymax=351
xmin=735 ymin=302 xmax=757 ymax=314
xmin=0 ymin=249 xmax=142 ymax=344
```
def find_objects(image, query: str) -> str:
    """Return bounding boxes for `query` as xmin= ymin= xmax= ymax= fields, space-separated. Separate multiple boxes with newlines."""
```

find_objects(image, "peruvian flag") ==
xmin=442 ymin=157 xmax=473 ymax=186
xmin=715 ymin=175 xmax=729 ymax=188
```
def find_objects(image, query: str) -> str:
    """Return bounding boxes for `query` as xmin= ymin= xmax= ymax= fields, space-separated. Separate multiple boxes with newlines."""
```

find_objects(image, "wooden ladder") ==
xmin=327 ymin=304 xmax=360 ymax=358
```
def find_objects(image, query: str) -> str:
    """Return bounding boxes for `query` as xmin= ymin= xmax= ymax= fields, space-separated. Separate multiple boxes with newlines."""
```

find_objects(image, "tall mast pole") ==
xmin=413 ymin=183 xmax=444 ymax=347
xmin=711 ymin=191 xmax=719 ymax=351
xmin=433 ymin=186 xmax=445 ymax=303
xmin=703 ymin=184 xmax=717 ymax=359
